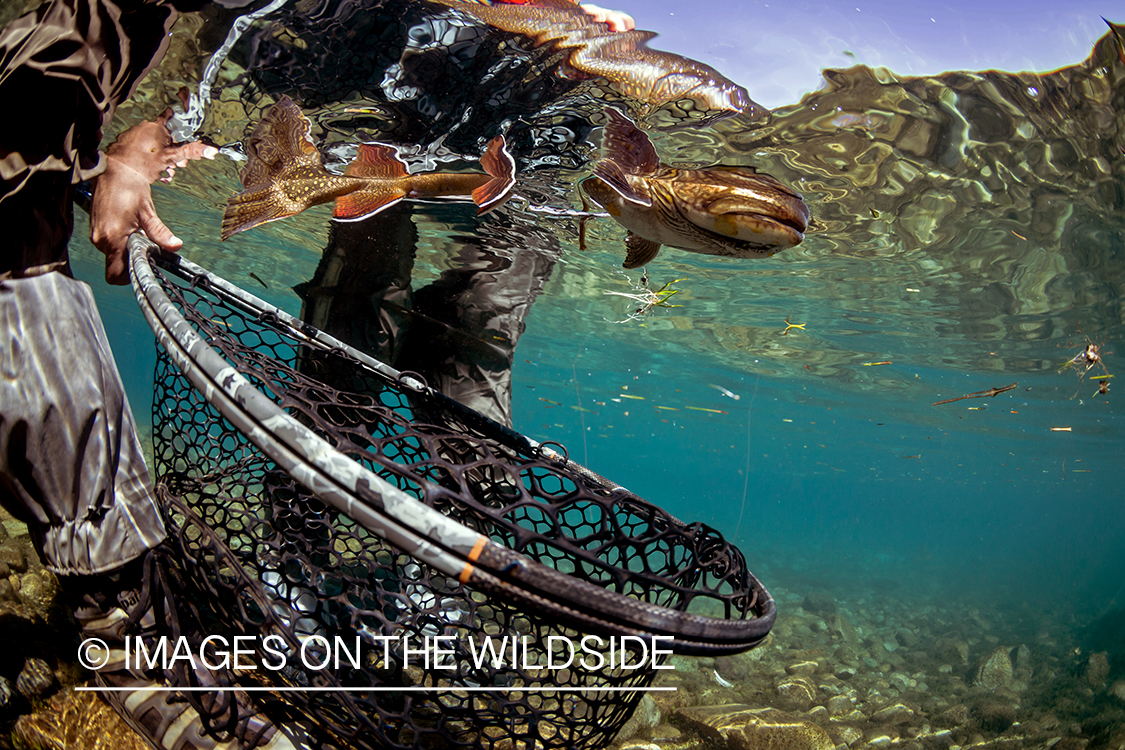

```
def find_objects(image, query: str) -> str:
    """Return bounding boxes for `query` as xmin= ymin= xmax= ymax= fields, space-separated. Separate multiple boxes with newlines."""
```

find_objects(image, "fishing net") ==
xmin=130 ymin=235 xmax=774 ymax=749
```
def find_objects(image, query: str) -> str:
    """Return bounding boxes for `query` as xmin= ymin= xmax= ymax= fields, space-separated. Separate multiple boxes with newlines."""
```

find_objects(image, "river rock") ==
xmin=870 ymin=703 xmax=915 ymax=724
xmin=670 ymin=705 xmax=835 ymax=750
xmin=0 ymin=540 xmax=26 ymax=574
xmin=827 ymin=695 xmax=852 ymax=717
xmin=1084 ymin=652 xmax=1110 ymax=688
xmin=1110 ymin=680 xmax=1125 ymax=703
xmin=15 ymin=658 xmax=55 ymax=699
xmin=836 ymin=726 xmax=863 ymax=746
xmin=973 ymin=646 xmax=1013 ymax=690
xmin=0 ymin=675 xmax=11 ymax=710
xmin=776 ymin=677 xmax=816 ymax=710
xmin=934 ymin=638 xmax=969 ymax=666
xmin=802 ymin=591 xmax=837 ymax=616
xmin=827 ymin=613 xmax=860 ymax=647
xmin=615 ymin=694 xmax=661 ymax=743
xmin=971 ymin=699 xmax=1016 ymax=732
xmin=936 ymin=704 xmax=970 ymax=727
xmin=896 ymin=630 xmax=919 ymax=649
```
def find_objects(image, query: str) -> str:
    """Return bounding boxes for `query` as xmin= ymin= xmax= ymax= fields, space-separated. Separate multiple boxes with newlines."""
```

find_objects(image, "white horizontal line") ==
xmin=75 ymin=686 xmax=677 ymax=693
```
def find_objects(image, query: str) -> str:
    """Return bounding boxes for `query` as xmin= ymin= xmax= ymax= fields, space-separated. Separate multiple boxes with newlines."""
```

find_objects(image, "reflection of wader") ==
xmin=296 ymin=204 xmax=561 ymax=429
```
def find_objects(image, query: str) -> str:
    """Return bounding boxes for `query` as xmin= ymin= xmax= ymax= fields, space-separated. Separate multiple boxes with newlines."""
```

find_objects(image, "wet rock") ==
xmin=936 ymin=704 xmax=970 ymax=727
xmin=1013 ymin=644 xmax=1032 ymax=676
xmin=16 ymin=657 xmax=56 ymax=699
xmin=896 ymin=630 xmax=919 ymax=649
xmin=1052 ymin=737 xmax=1089 ymax=750
xmin=934 ymin=638 xmax=969 ymax=666
xmin=973 ymin=646 xmax=1013 ymax=690
xmin=17 ymin=570 xmax=58 ymax=611
xmin=0 ymin=577 xmax=15 ymax=603
xmin=0 ymin=560 xmax=9 ymax=579
xmin=670 ymin=704 xmax=835 ymax=750
xmin=802 ymin=591 xmax=837 ymax=616
xmin=0 ymin=539 xmax=27 ymax=574
xmin=615 ymin=694 xmax=661 ymax=744
xmin=1110 ymin=680 xmax=1125 ymax=703
xmin=827 ymin=695 xmax=852 ymax=716
xmin=835 ymin=726 xmax=863 ymax=746
xmin=785 ymin=661 xmax=818 ymax=677
xmin=776 ymin=676 xmax=817 ymax=710
xmin=870 ymin=703 xmax=915 ymax=724
xmin=0 ymin=675 xmax=12 ymax=710
xmin=971 ymin=699 xmax=1016 ymax=733
xmin=1084 ymin=652 xmax=1110 ymax=688
xmin=827 ymin=613 xmax=860 ymax=647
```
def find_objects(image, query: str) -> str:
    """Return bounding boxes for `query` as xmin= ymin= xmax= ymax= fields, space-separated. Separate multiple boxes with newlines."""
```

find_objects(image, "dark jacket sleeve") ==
xmin=0 ymin=0 xmax=177 ymax=274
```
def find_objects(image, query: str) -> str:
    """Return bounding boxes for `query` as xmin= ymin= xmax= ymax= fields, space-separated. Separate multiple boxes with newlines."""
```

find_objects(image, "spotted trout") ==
xmin=222 ymin=97 xmax=515 ymax=240
xmin=582 ymin=109 xmax=809 ymax=268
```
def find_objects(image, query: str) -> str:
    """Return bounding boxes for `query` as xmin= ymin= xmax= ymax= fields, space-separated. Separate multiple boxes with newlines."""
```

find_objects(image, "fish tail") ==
xmin=471 ymin=135 xmax=516 ymax=214
xmin=221 ymin=186 xmax=291 ymax=241
xmin=222 ymin=96 xmax=327 ymax=240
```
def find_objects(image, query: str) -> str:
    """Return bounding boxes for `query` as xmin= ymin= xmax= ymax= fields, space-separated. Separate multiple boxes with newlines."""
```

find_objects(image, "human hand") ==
xmin=578 ymin=4 xmax=635 ymax=31
xmin=90 ymin=108 xmax=218 ymax=285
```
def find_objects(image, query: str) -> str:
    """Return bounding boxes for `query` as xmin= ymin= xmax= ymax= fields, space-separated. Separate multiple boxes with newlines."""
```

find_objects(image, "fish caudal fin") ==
xmin=222 ymin=96 xmax=326 ymax=240
xmin=471 ymin=135 xmax=516 ymax=214
xmin=222 ymin=186 xmax=294 ymax=241
xmin=623 ymin=233 xmax=661 ymax=269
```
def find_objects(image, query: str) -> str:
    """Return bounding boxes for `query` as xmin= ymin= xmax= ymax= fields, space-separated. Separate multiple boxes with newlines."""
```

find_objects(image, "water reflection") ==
xmin=119 ymin=7 xmax=1125 ymax=399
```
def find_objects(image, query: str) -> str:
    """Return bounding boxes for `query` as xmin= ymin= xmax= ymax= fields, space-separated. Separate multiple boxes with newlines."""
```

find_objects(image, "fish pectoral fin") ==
xmin=333 ymin=189 xmax=407 ymax=221
xmin=472 ymin=135 xmax=517 ymax=214
xmin=603 ymin=108 xmax=660 ymax=176
xmin=222 ymin=185 xmax=293 ymax=241
xmin=345 ymin=143 xmax=411 ymax=179
xmin=623 ymin=233 xmax=661 ymax=269
xmin=593 ymin=161 xmax=651 ymax=206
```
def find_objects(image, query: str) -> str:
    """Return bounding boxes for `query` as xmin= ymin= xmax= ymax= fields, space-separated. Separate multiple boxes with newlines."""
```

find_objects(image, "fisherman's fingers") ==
xmin=137 ymin=200 xmax=183 ymax=254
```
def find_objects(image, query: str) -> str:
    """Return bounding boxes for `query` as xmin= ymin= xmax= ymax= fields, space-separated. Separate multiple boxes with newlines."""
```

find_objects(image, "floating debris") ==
xmin=862 ymin=361 xmax=893 ymax=367
xmin=1051 ymin=427 xmax=1073 ymax=432
xmin=712 ymin=670 xmax=733 ymax=688
xmin=1059 ymin=338 xmax=1110 ymax=379
xmin=539 ymin=398 xmax=562 ymax=406
xmin=781 ymin=316 xmax=807 ymax=335
xmin=685 ymin=406 xmax=728 ymax=414
xmin=932 ymin=383 xmax=1017 ymax=406
xmin=249 ymin=271 xmax=269 ymax=288
xmin=708 ymin=384 xmax=740 ymax=400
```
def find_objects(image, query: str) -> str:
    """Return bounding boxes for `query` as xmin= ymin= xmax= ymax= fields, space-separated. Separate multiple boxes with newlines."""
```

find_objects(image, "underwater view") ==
xmin=2 ymin=0 xmax=1124 ymax=747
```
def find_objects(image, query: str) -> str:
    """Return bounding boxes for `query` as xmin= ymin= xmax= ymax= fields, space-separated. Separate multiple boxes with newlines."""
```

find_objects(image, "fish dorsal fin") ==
xmin=345 ymin=143 xmax=410 ymax=179
xmin=603 ymin=108 xmax=660 ymax=177
xmin=241 ymin=96 xmax=322 ymax=187
xmin=623 ymin=233 xmax=661 ymax=269
xmin=593 ymin=160 xmax=651 ymax=206
xmin=473 ymin=135 xmax=517 ymax=213
xmin=333 ymin=189 xmax=407 ymax=221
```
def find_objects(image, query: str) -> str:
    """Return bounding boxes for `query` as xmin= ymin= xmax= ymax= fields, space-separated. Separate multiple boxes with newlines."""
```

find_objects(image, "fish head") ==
xmin=666 ymin=167 xmax=809 ymax=254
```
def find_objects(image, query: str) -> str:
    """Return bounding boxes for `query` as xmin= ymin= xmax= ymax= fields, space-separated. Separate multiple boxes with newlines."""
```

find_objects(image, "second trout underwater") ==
xmin=222 ymin=97 xmax=516 ymax=241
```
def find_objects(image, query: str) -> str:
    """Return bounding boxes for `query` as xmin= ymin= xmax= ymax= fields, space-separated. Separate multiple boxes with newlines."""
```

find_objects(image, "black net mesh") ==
xmin=146 ymin=249 xmax=773 ymax=748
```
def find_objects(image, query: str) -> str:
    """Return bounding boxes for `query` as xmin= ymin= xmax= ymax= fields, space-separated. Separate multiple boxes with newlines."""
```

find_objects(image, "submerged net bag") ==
xmin=130 ymin=235 xmax=774 ymax=749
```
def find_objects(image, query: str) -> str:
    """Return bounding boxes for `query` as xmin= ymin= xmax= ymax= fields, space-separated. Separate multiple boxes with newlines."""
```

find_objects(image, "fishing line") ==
xmin=732 ymin=374 xmax=760 ymax=542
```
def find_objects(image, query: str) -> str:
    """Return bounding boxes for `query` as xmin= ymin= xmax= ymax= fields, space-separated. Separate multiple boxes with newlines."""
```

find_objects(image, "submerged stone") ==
xmin=1084 ymin=652 xmax=1110 ymax=688
xmin=973 ymin=646 xmax=1013 ymax=690
xmin=670 ymin=705 xmax=835 ymax=750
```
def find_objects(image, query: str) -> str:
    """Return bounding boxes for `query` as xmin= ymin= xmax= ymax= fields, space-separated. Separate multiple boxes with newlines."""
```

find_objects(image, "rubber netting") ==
xmin=145 ymin=250 xmax=773 ymax=749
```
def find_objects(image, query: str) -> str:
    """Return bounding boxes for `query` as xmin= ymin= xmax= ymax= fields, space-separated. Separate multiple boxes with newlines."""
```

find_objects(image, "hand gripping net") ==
xmin=129 ymin=235 xmax=775 ymax=749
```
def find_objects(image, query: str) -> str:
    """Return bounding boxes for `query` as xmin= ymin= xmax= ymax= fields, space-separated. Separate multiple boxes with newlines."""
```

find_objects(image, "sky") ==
xmin=605 ymin=0 xmax=1116 ymax=108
